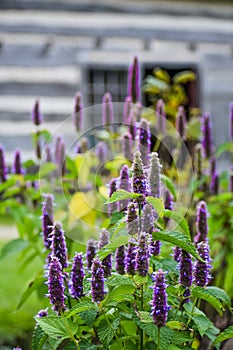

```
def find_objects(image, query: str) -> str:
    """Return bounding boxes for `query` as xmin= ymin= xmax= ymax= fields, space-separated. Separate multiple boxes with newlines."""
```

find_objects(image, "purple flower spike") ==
xmin=86 ymin=239 xmax=97 ymax=270
xmin=13 ymin=149 xmax=23 ymax=175
xmin=0 ymin=145 xmax=7 ymax=182
xmin=102 ymin=92 xmax=114 ymax=130
xmin=151 ymin=269 xmax=169 ymax=328
xmin=142 ymin=204 xmax=155 ymax=234
xmin=115 ymin=245 xmax=125 ymax=275
xmin=164 ymin=190 xmax=173 ymax=226
xmin=135 ymin=232 xmax=149 ymax=277
xmin=123 ymin=96 xmax=132 ymax=123
xmin=179 ymin=250 xmax=192 ymax=303
xmin=32 ymin=99 xmax=43 ymax=126
xmin=13 ymin=347 xmax=22 ymax=350
xmin=91 ymin=257 xmax=105 ymax=303
xmin=73 ymin=91 xmax=83 ymax=132
xmin=156 ymin=99 xmax=166 ymax=134
xmin=127 ymin=202 xmax=139 ymax=236
xmin=173 ymin=246 xmax=181 ymax=263
xmin=194 ymin=144 xmax=203 ymax=181
xmin=56 ymin=139 xmax=66 ymax=177
xmin=195 ymin=201 xmax=208 ymax=244
xmin=108 ymin=178 xmax=118 ymax=215
xmin=42 ymin=194 xmax=54 ymax=250
xmin=70 ymin=253 xmax=85 ymax=299
xmin=128 ymin=110 xmax=137 ymax=141
xmin=229 ymin=102 xmax=233 ymax=141
xmin=194 ymin=241 xmax=211 ymax=287
xmin=123 ymin=133 xmax=133 ymax=162
xmin=176 ymin=106 xmax=187 ymax=140
xmin=45 ymin=144 xmax=52 ymax=163
xmin=149 ymin=232 xmax=161 ymax=257
xmin=99 ymin=229 xmax=112 ymax=278
xmin=119 ymin=165 xmax=130 ymax=211
xmin=132 ymin=151 xmax=148 ymax=203
xmin=210 ymin=172 xmax=219 ymax=195
xmin=95 ymin=142 xmax=107 ymax=166
xmin=125 ymin=239 xmax=137 ymax=275
xmin=149 ymin=152 xmax=162 ymax=198
xmin=138 ymin=119 xmax=151 ymax=167
xmin=202 ymin=113 xmax=214 ymax=158
xmin=51 ymin=221 xmax=68 ymax=269
xmin=127 ymin=55 xmax=140 ymax=103
xmin=47 ymin=255 xmax=66 ymax=314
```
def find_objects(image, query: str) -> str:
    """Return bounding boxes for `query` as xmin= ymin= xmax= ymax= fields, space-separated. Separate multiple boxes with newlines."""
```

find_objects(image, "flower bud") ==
xmin=32 ymin=99 xmax=43 ymax=126
xmin=156 ymin=99 xmax=166 ymax=135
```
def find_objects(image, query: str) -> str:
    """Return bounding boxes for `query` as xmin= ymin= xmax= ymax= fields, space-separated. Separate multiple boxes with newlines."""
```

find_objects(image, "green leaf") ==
xmin=143 ymin=76 xmax=169 ymax=94
xmin=215 ymin=142 xmax=233 ymax=157
xmin=146 ymin=197 xmax=164 ymax=217
xmin=173 ymin=70 xmax=196 ymax=84
xmin=163 ymin=210 xmax=190 ymax=238
xmin=35 ymin=315 xmax=76 ymax=340
xmin=0 ymin=177 xmax=16 ymax=192
xmin=66 ymin=301 xmax=98 ymax=320
xmin=32 ymin=325 xmax=48 ymax=350
xmin=17 ymin=275 xmax=45 ymax=309
xmin=39 ymin=162 xmax=57 ymax=178
xmin=161 ymin=175 xmax=177 ymax=200
xmin=192 ymin=287 xmax=224 ymax=315
xmin=106 ymin=284 xmax=135 ymax=303
xmin=214 ymin=325 xmax=233 ymax=344
xmin=168 ymin=345 xmax=183 ymax=350
xmin=97 ymin=316 xmax=120 ymax=347
xmin=97 ymin=235 xmax=129 ymax=260
xmin=205 ymin=286 xmax=231 ymax=309
xmin=152 ymin=230 xmax=203 ymax=261
xmin=0 ymin=239 xmax=29 ymax=260
xmin=79 ymin=308 xmax=98 ymax=328
xmin=166 ymin=321 xmax=186 ymax=331
xmin=170 ymin=330 xmax=192 ymax=346
xmin=105 ymin=189 xmax=142 ymax=204
xmin=136 ymin=311 xmax=153 ymax=323
xmin=192 ymin=314 xmax=219 ymax=338
xmin=153 ymin=68 xmax=171 ymax=83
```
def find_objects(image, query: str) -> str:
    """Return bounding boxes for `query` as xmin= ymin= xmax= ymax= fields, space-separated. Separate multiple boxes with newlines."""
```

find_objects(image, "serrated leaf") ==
xmin=173 ymin=70 xmax=196 ymax=84
xmin=106 ymin=284 xmax=135 ymax=303
xmin=32 ymin=325 xmax=48 ymax=350
xmin=152 ymin=230 xmax=203 ymax=261
xmin=161 ymin=175 xmax=177 ymax=200
xmin=133 ymin=274 xmax=148 ymax=286
xmin=97 ymin=316 xmax=120 ymax=346
xmin=137 ymin=311 xmax=153 ymax=323
xmin=0 ymin=239 xmax=29 ymax=260
xmin=97 ymin=235 xmax=129 ymax=260
xmin=105 ymin=189 xmax=142 ymax=204
xmin=171 ymin=330 xmax=192 ymax=346
xmin=163 ymin=210 xmax=190 ymax=238
xmin=205 ymin=286 xmax=231 ymax=309
xmin=35 ymin=316 xmax=76 ymax=340
xmin=108 ymin=274 xmax=135 ymax=288
xmin=17 ymin=275 xmax=45 ymax=309
xmin=146 ymin=197 xmax=164 ymax=217
xmin=166 ymin=321 xmax=186 ymax=331
xmin=168 ymin=345 xmax=182 ymax=350
xmin=192 ymin=287 xmax=224 ymax=315
xmin=79 ymin=308 xmax=98 ymax=327
xmin=192 ymin=314 xmax=219 ymax=338
xmin=214 ymin=325 xmax=233 ymax=344
xmin=66 ymin=301 xmax=98 ymax=319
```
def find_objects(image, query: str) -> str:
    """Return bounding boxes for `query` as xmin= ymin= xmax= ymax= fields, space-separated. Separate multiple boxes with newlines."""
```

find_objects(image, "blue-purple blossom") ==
xmin=149 ymin=152 xmax=162 ymax=198
xmin=86 ymin=239 xmax=97 ymax=270
xmin=128 ymin=110 xmax=137 ymax=141
xmin=125 ymin=239 xmax=137 ymax=275
xmin=151 ymin=269 xmax=169 ymax=328
xmin=108 ymin=178 xmax=118 ymax=215
xmin=91 ymin=257 xmax=105 ymax=303
xmin=194 ymin=241 xmax=211 ymax=287
xmin=102 ymin=92 xmax=114 ymax=130
xmin=13 ymin=149 xmax=23 ymax=175
xmin=135 ymin=232 xmax=149 ymax=277
xmin=47 ymin=255 xmax=66 ymax=314
xmin=0 ymin=145 xmax=7 ymax=182
xmin=119 ymin=165 xmax=130 ymax=211
xmin=51 ymin=221 xmax=68 ymax=269
xmin=164 ymin=190 xmax=173 ymax=225
xmin=173 ymin=246 xmax=181 ymax=263
xmin=156 ymin=99 xmax=166 ymax=134
xmin=36 ymin=309 xmax=48 ymax=318
xmin=73 ymin=91 xmax=83 ymax=132
xmin=32 ymin=99 xmax=43 ymax=126
xmin=229 ymin=102 xmax=233 ymax=141
xmin=142 ymin=204 xmax=155 ymax=234
xmin=95 ymin=142 xmax=107 ymax=166
xmin=176 ymin=106 xmax=187 ymax=140
xmin=127 ymin=55 xmax=140 ymax=103
xmin=210 ymin=157 xmax=219 ymax=195
xmin=195 ymin=201 xmax=208 ymax=244
xmin=194 ymin=143 xmax=203 ymax=181
xmin=123 ymin=133 xmax=133 ymax=162
xmin=56 ymin=139 xmax=66 ymax=177
xmin=115 ymin=245 xmax=125 ymax=275
xmin=132 ymin=151 xmax=148 ymax=203
xmin=149 ymin=234 xmax=161 ymax=257
xmin=127 ymin=202 xmax=139 ymax=236
xmin=202 ymin=113 xmax=214 ymax=158
xmin=138 ymin=119 xmax=151 ymax=167
xmin=123 ymin=96 xmax=132 ymax=123
xmin=42 ymin=194 xmax=54 ymax=250
xmin=13 ymin=347 xmax=22 ymax=350
xmin=179 ymin=250 xmax=193 ymax=303
xmin=99 ymin=229 xmax=112 ymax=278
xmin=70 ymin=253 xmax=85 ymax=299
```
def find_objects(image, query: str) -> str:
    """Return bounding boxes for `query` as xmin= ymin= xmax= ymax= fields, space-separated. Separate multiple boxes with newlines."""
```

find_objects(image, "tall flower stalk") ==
xmin=119 ymin=165 xmax=130 ymax=211
xmin=149 ymin=152 xmax=162 ymax=198
xmin=138 ymin=119 xmax=151 ymax=167
xmin=73 ymin=91 xmax=83 ymax=133
xmin=51 ymin=221 xmax=68 ymax=269
xmin=70 ymin=253 xmax=84 ymax=299
xmin=91 ymin=257 xmax=105 ymax=303
xmin=0 ymin=145 xmax=7 ymax=182
xmin=179 ymin=250 xmax=193 ymax=303
xmin=47 ymin=255 xmax=66 ymax=314
xmin=99 ymin=229 xmax=112 ymax=278
xmin=42 ymin=194 xmax=54 ymax=250
xmin=127 ymin=55 xmax=140 ymax=103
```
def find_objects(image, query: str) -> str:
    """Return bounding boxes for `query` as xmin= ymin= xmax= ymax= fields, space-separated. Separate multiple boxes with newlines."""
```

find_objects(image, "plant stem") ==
xmin=61 ymin=312 xmax=79 ymax=349
xmin=187 ymin=297 xmax=197 ymax=327
xmin=157 ymin=326 xmax=161 ymax=350
xmin=140 ymin=285 xmax=144 ymax=350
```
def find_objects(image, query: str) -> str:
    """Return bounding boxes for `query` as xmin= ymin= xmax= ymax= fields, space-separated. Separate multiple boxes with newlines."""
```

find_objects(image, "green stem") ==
xmin=140 ymin=285 xmax=144 ymax=350
xmin=61 ymin=312 xmax=79 ymax=349
xmin=187 ymin=297 xmax=197 ymax=327
xmin=157 ymin=326 xmax=161 ymax=350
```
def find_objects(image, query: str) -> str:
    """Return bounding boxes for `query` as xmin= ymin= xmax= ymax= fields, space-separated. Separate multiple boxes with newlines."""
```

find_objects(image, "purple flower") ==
xmin=127 ymin=202 xmax=139 ymax=236
xmin=194 ymin=241 xmax=211 ymax=287
xmin=128 ymin=110 xmax=137 ymax=141
xmin=95 ymin=142 xmax=107 ymax=166
xmin=195 ymin=201 xmax=208 ymax=244
xmin=229 ymin=102 xmax=233 ymax=141
xmin=91 ymin=257 xmax=105 ymax=303
xmin=149 ymin=152 xmax=162 ymax=198
xmin=36 ymin=308 xmax=48 ymax=318
xmin=149 ymin=234 xmax=161 ymax=257
xmin=173 ymin=246 xmax=181 ymax=263
xmin=42 ymin=194 xmax=54 ymax=250
xmin=176 ymin=106 xmax=187 ymax=140
xmin=210 ymin=172 xmax=219 ymax=195
xmin=151 ymin=269 xmax=169 ymax=328
xmin=132 ymin=151 xmax=148 ymax=203
xmin=118 ymin=165 xmax=130 ymax=211
xmin=156 ymin=99 xmax=166 ymax=134
xmin=202 ymin=113 xmax=214 ymax=158
xmin=73 ymin=91 xmax=83 ymax=132
xmin=56 ymin=139 xmax=66 ymax=177
xmin=115 ymin=245 xmax=125 ymax=275
xmin=35 ymin=137 xmax=42 ymax=160
xmin=51 ymin=221 xmax=68 ymax=269
xmin=45 ymin=143 xmax=52 ymax=163
xmin=102 ymin=92 xmax=114 ymax=130
xmin=99 ymin=229 xmax=112 ymax=278
xmin=123 ymin=96 xmax=132 ymax=123
xmin=32 ymin=99 xmax=43 ymax=126
xmin=179 ymin=250 xmax=192 ymax=303
xmin=0 ymin=145 xmax=7 ymax=182
xmin=125 ymin=239 xmax=137 ymax=275
xmin=194 ymin=143 xmax=203 ymax=181
xmin=13 ymin=348 xmax=22 ymax=350
xmin=108 ymin=178 xmax=118 ymax=215
xmin=142 ymin=204 xmax=155 ymax=234
xmin=13 ymin=149 xmax=23 ymax=175
xmin=164 ymin=190 xmax=173 ymax=226
xmin=70 ymin=253 xmax=85 ymax=299
xmin=127 ymin=55 xmax=140 ymax=103
xmin=138 ymin=119 xmax=151 ymax=167
xmin=86 ymin=239 xmax=97 ymax=270
xmin=135 ymin=232 xmax=149 ymax=277
xmin=47 ymin=255 xmax=66 ymax=314
xmin=122 ymin=133 xmax=133 ymax=162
